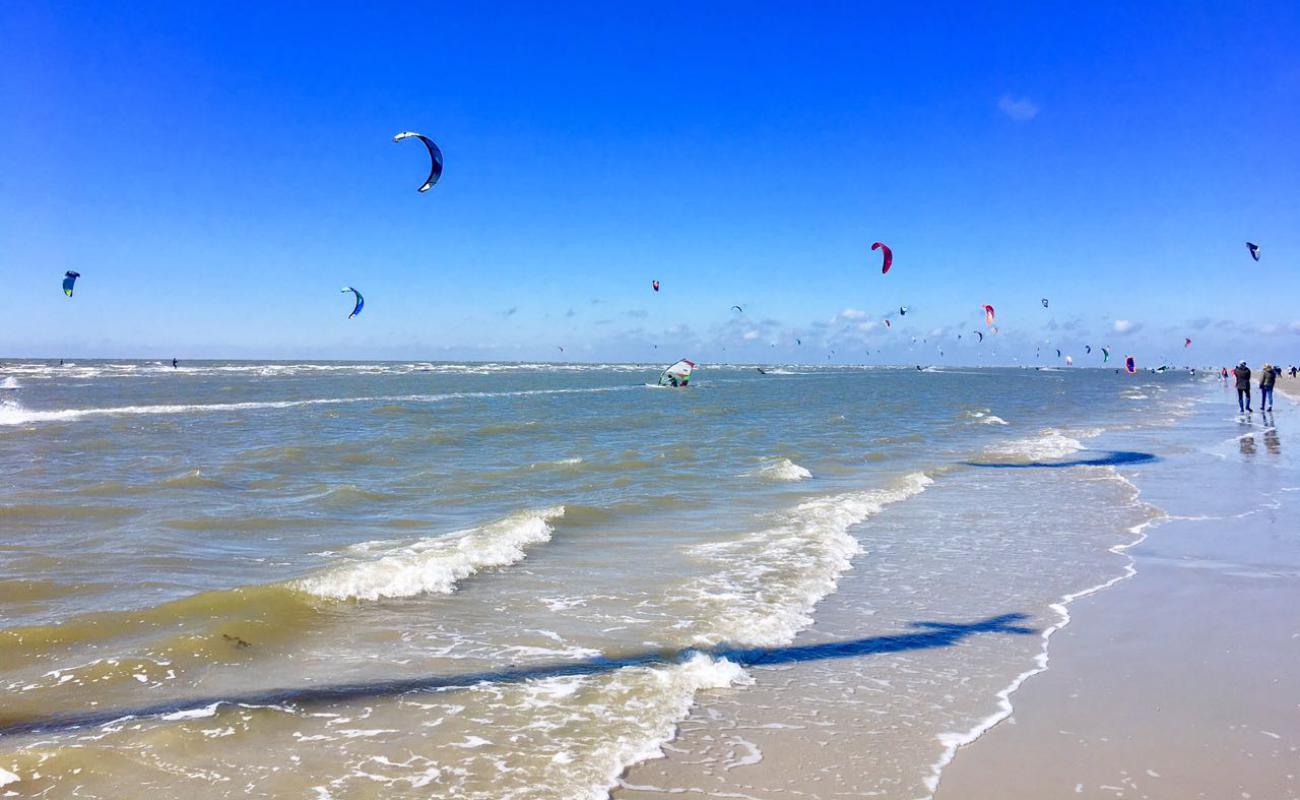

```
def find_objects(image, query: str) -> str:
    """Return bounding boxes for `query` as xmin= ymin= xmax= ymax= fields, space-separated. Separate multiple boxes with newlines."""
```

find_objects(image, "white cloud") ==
xmin=743 ymin=330 xmax=760 ymax=341
xmin=1113 ymin=319 xmax=1142 ymax=335
xmin=998 ymin=95 xmax=1039 ymax=121
xmin=839 ymin=308 xmax=867 ymax=320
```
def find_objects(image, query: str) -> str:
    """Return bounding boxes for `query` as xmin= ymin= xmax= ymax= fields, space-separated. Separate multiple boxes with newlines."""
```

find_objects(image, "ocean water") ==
xmin=0 ymin=360 xmax=1213 ymax=798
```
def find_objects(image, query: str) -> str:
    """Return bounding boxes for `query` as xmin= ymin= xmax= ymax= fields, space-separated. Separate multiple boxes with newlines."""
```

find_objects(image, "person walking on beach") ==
xmin=1259 ymin=363 xmax=1276 ymax=412
xmin=1234 ymin=360 xmax=1252 ymax=412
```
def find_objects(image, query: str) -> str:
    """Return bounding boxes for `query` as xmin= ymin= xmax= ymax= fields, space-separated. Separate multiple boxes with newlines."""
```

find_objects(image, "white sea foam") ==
xmin=684 ymin=472 xmax=933 ymax=648
xmin=984 ymin=427 xmax=1102 ymax=461
xmin=530 ymin=457 xmax=583 ymax=470
xmin=0 ymin=361 xmax=674 ymax=381
xmin=0 ymin=377 xmax=20 ymax=390
xmin=0 ymin=386 xmax=637 ymax=426
xmin=962 ymin=409 xmax=1009 ymax=426
xmin=292 ymin=507 xmax=565 ymax=601
xmin=757 ymin=458 xmax=813 ymax=481
xmin=0 ymin=396 xmax=361 ymax=425
xmin=161 ymin=703 xmax=223 ymax=721
xmin=551 ymin=654 xmax=751 ymax=800
xmin=0 ymin=767 xmax=19 ymax=787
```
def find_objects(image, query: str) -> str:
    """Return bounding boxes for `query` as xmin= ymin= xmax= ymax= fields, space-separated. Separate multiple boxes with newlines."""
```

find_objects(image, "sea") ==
xmin=0 ymin=360 xmax=1252 ymax=798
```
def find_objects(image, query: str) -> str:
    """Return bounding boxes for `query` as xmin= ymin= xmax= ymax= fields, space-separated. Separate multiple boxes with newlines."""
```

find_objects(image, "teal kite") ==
xmin=341 ymin=286 xmax=364 ymax=318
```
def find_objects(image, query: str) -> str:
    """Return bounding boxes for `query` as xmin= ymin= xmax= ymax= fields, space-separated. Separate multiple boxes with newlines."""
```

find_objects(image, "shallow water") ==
xmin=0 ymin=361 xmax=1212 ymax=798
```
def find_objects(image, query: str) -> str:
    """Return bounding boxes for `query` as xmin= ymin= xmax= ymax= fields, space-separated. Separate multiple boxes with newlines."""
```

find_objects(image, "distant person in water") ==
xmin=1259 ymin=363 xmax=1276 ymax=412
xmin=1233 ymin=360 xmax=1252 ymax=412
xmin=172 ymin=358 xmax=178 ymax=368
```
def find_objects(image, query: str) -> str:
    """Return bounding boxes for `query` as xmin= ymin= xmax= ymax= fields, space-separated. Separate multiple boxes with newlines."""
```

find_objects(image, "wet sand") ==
xmin=937 ymin=519 xmax=1300 ymax=799
xmin=938 ymin=387 xmax=1300 ymax=799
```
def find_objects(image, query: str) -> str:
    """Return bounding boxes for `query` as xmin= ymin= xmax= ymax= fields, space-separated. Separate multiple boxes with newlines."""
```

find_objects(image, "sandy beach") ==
xmin=1279 ymin=373 xmax=1300 ymax=403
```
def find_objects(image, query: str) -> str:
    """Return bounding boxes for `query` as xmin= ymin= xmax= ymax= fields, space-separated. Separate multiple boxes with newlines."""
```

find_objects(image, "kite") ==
xmin=1085 ymin=345 xmax=1092 ymax=354
xmin=652 ymin=280 xmax=660 ymax=292
xmin=884 ymin=319 xmax=891 ymax=328
xmin=1056 ymin=348 xmax=1062 ymax=358
xmin=731 ymin=305 xmax=743 ymax=313
xmin=393 ymin=131 xmax=443 ymax=192
xmin=983 ymin=304 xmax=996 ymax=326
xmin=1184 ymin=337 xmax=1192 ymax=348
xmin=1066 ymin=355 xmax=1073 ymax=366
xmin=1102 ymin=347 xmax=1111 ymax=362
xmin=872 ymin=242 xmax=893 ymax=274
xmin=341 ymin=286 xmax=364 ymax=318
xmin=899 ymin=306 xmax=909 ymax=315
xmin=62 ymin=271 xmax=80 ymax=297
xmin=1247 ymin=242 xmax=1260 ymax=261
xmin=974 ymin=330 xmax=984 ymax=342
xmin=1124 ymin=355 xmax=1136 ymax=374
xmin=1041 ymin=298 xmax=1049 ymax=308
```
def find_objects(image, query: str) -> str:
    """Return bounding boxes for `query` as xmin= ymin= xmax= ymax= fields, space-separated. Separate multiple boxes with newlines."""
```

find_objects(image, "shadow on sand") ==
xmin=0 ymin=613 xmax=1035 ymax=737
xmin=963 ymin=450 xmax=1158 ymax=469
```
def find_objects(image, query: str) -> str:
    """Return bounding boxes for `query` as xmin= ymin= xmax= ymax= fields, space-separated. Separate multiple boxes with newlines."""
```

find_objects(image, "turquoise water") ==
xmin=0 ymin=361 xmax=1214 ymax=797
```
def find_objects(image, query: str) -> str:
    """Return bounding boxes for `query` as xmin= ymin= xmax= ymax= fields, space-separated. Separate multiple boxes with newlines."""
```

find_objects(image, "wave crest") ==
xmin=292 ymin=507 xmax=565 ymax=601
xmin=758 ymin=458 xmax=813 ymax=481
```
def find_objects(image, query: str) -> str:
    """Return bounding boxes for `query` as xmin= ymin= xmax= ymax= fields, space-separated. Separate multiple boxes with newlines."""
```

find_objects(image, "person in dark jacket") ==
xmin=1259 ymin=363 xmax=1276 ymax=412
xmin=1234 ymin=360 xmax=1252 ymax=412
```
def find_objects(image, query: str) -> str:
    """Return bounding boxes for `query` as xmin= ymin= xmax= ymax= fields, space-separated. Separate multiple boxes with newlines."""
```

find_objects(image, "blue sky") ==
xmin=2 ymin=1 xmax=1298 ymax=365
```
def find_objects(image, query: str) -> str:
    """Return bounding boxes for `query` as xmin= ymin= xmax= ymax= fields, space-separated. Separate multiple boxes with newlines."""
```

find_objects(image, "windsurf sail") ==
xmin=658 ymin=358 xmax=696 ymax=387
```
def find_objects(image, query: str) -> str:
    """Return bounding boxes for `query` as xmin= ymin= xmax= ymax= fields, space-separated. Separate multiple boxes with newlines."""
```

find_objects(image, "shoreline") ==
xmin=937 ymin=381 xmax=1300 ymax=798
xmin=615 ymin=415 xmax=1175 ymax=798
xmin=924 ymin=471 xmax=1166 ymax=795
xmin=614 ymin=378 xmax=1299 ymax=799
